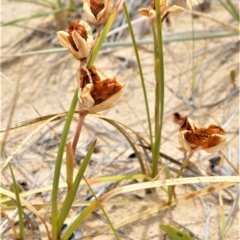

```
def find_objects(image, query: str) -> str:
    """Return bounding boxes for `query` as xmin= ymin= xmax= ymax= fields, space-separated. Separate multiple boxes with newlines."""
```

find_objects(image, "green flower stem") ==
xmin=123 ymin=2 xmax=153 ymax=148
xmin=51 ymin=89 xmax=78 ymax=240
xmin=151 ymin=0 xmax=165 ymax=178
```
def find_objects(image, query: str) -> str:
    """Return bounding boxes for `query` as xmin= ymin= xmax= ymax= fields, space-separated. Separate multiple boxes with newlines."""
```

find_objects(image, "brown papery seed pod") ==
xmin=178 ymin=118 xmax=227 ymax=153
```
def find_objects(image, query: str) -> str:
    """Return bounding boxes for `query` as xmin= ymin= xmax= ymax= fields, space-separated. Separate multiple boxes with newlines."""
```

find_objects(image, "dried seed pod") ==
xmin=57 ymin=20 xmax=93 ymax=62
xmin=83 ymin=0 xmax=113 ymax=26
xmin=178 ymin=118 xmax=227 ymax=153
xmin=139 ymin=0 xmax=184 ymax=23
xmin=77 ymin=66 xmax=124 ymax=113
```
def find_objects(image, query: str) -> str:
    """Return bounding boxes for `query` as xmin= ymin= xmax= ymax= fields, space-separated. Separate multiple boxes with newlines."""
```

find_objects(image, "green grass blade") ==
xmin=160 ymin=224 xmax=193 ymax=240
xmin=59 ymin=140 xmax=96 ymax=240
xmin=61 ymin=200 xmax=99 ymax=240
xmin=123 ymin=2 xmax=153 ymax=148
xmin=84 ymin=176 xmax=120 ymax=240
xmin=225 ymin=0 xmax=240 ymax=21
xmin=217 ymin=0 xmax=240 ymax=21
xmin=3 ymin=31 xmax=238 ymax=58
xmin=87 ymin=7 xmax=118 ymax=67
xmin=51 ymin=89 xmax=78 ymax=240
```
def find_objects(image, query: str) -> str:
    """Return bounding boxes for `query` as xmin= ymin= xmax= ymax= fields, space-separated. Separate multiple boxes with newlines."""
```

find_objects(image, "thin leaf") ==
xmin=60 ymin=178 xmax=238 ymax=237
xmin=123 ymin=2 xmax=153 ymax=147
xmin=160 ymin=224 xmax=193 ymax=240
xmin=217 ymin=0 xmax=240 ymax=21
xmin=2 ymin=31 xmax=238 ymax=59
xmin=1 ymin=113 xmax=67 ymax=171
xmin=9 ymin=164 xmax=24 ymax=239
xmin=0 ymin=112 xmax=68 ymax=133
xmin=51 ymin=90 xmax=78 ymax=240
xmin=66 ymin=142 xmax=74 ymax=190
xmin=84 ymin=176 xmax=120 ymax=240
xmin=151 ymin=0 xmax=165 ymax=177
xmin=59 ymin=140 xmax=96 ymax=240
xmin=1 ymin=8 xmax=67 ymax=26
xmin=0 ymin=187 xmax=51 ymax=238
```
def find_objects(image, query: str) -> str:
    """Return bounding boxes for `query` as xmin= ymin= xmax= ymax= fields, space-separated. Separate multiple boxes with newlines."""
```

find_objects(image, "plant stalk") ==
xmin=72 ymin=105 xmax=87 ymax=154
xmin=51 ymin=89 xmax=78 ymax=240
xmin=151 ymin=0 xmax=165 ymax=178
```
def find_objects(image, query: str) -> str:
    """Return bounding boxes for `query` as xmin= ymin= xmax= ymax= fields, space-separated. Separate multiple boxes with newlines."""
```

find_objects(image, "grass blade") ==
xmin=8 ymin=164 xmax=24 ymax=239
xmin=1 ymin=8 xmax=67 ymax=26
xmin=151 ymin=0 xmax=165 ymax=177
xmin=51 ymin=90 xmax=78 ymax=240
xmin=160 ymin=224 xmax=193 ymax=240
xmin=123 ymin=2 xmax=153 ymax=147
xmin=84 ymin=176 xmax=120 ymax=240
xmin=87 ymin=1 xmax=123 ymax=67
xmin=59 ymin=140 xmax=96 ymax=240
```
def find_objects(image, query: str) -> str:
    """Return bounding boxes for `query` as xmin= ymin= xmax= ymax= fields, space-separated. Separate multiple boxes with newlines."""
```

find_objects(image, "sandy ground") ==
xmin=1 ymin=1 xmax=239 ymax=239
